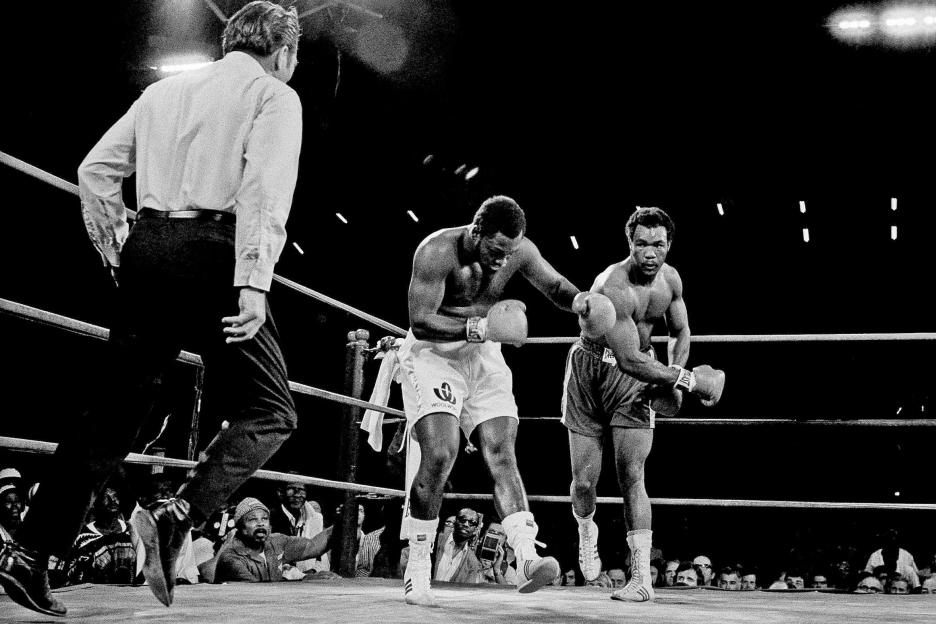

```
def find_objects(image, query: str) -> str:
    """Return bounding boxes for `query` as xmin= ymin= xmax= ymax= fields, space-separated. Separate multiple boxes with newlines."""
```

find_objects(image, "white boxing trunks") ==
xmin=397 ymin=330 xmax=519 ymax=435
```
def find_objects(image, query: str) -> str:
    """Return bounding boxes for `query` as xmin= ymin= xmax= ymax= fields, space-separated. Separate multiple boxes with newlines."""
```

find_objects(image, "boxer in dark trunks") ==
xmin=564 ymin=206 xmax=724 ymax=602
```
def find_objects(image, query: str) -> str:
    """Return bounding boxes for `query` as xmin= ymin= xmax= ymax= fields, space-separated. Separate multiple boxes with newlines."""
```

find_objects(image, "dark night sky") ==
xmin=2 ymin=1 xmax=935 ymax=568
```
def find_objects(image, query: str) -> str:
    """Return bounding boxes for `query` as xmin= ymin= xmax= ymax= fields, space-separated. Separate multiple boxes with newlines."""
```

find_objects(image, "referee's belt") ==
xmin=137 ymin=207 xmax=235 ymax=225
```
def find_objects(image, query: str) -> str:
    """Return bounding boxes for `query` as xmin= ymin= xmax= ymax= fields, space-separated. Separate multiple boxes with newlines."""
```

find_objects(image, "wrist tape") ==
xmin=671 ymin=365 xmax=696 ymax=393
xmin=466 ymin=316 xmax=487 ymax=342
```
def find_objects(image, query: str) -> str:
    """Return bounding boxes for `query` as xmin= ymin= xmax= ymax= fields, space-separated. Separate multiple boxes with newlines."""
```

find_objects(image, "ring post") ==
xmin=336 ymin=329 xmax=369 ymax=576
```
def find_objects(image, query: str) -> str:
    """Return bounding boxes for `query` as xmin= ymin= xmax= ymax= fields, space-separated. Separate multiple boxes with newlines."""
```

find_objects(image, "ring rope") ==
xmin=527 ymin=332 xmax=936 ymax=344
xmin=0 ymin=149 xmax=406 ymax=338
xmin=519 ymin=417 xmax=936 ymax=427
xmin=0 ymin=150 xmax=79 ymax=197
xmin=0 ymin=436 xmax=404 ymax=497
xmin=3 ymin=436 xmax=932 ymax=510
xmin=490 ymin=494 xmax=936 ymax=511
xmin=0 ymin=297 xmax=404 ymax=420
xmin=272 ymin=274 xmax=405 ymax=336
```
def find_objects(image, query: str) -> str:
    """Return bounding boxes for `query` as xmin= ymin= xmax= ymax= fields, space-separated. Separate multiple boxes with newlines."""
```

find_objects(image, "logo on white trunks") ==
xmin=433 ymin=382 xmax=457 ymax=405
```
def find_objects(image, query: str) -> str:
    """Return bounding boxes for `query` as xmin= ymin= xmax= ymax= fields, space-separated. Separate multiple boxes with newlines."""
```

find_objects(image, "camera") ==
xmin=478 ymin=523 xmax=505 ymax=562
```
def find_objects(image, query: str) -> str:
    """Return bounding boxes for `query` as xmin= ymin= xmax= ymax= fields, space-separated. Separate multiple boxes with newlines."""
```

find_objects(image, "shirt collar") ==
xmin=222 ymin=51 xmax=269 ymax=79
xmin=445 ymin=534 xmax=469 ymax=553
xmin=281 ymin=503 xmax=308 ymax=526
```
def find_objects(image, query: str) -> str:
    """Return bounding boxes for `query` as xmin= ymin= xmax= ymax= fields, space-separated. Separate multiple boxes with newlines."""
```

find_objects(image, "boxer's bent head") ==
xmin=223 ymin=1 xmax=301 ymax=57
xmin=626 ymin=206 xmax=675 ymax=244
xmin=473 ymin=195 xmax=526 ymax=239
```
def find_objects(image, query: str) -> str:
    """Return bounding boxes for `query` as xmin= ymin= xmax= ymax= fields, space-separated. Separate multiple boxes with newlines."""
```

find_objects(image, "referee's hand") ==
xmin=223 ymin=287 xmax=267 ymax=343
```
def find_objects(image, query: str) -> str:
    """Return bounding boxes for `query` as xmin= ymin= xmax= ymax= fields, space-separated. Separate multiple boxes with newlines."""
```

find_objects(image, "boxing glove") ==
xmin=466 ymin=299 xmax=528 ymax=347
xmin=648 ymin=384 xmax=683 ymax=416
xmin=572 ymin=291 xmax=616 ymax=338
xmin=671 ymin=364 xmax=726 ymax=407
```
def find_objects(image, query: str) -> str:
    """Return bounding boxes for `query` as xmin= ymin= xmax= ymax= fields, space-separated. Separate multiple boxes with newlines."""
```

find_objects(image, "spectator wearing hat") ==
xmin=214 ymin=497 xmax=333 ymax=583
xmin=1 ymin=475 xmax=23 ymax=543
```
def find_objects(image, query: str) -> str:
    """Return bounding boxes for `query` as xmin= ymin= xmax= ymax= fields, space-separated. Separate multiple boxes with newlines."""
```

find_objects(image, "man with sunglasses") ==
xmin=433 ymin=508 xmax=483 ymax=584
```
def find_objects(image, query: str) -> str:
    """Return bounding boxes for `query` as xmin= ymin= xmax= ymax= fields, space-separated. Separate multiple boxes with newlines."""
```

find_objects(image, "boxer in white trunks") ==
xmin=399 ymin=195 xmax=580 ymax=605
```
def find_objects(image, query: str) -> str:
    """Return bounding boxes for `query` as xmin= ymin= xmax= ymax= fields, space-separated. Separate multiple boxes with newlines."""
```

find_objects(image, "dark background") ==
xmin=2 ymin=1 xmax=934 ymax=576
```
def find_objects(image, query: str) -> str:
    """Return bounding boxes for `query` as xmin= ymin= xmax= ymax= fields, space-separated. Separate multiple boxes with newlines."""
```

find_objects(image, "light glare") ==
xmin=407 ymin=210 xmax=419 ymax=222
xmin=155 ymin=56 xmax=213 ymax=73
xmin=570 ymin=235 xmax=579 ymax=250
xmin=336 ymin=213 xmax=348 ymax=224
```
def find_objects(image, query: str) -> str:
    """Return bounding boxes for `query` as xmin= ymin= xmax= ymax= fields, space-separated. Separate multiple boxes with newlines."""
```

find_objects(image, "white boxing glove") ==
xmin=467 ymin=300 xmax=528 ymax=347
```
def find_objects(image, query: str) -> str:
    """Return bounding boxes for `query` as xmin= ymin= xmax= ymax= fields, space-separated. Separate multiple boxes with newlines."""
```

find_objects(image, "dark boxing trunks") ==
xmin=560 ymin=337 xmax=656 ymax=436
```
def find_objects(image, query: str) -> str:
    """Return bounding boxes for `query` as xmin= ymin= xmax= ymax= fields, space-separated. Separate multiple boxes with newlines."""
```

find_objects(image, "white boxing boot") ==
xmin=403 ymin=517 xmax=438 ymax=606
xmin=503 ymin=511 xmax=560 ymax=594
xmin=611 ymin=529 xmax=655 ymax=602
xmin=573 ymin=506 xmax=602 ymax=582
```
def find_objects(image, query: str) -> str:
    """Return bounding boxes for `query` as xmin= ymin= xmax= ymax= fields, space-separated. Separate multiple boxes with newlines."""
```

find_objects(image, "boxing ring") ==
xmin=2 ymin=150 xmax=936 ymax=622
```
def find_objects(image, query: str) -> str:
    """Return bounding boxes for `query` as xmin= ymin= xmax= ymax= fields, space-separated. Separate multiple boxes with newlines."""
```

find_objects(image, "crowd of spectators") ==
xmin=2 ymin=464 xmax=934 ymax=595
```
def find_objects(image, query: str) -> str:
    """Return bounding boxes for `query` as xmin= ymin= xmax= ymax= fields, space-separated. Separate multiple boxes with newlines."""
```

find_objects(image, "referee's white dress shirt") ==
xmin=78 ymin=51 xmax=303 ymax=291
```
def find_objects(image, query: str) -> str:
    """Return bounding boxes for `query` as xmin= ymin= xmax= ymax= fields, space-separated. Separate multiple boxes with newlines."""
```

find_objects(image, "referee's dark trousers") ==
xmin=18 ymin=214 xmax=297 ymax=556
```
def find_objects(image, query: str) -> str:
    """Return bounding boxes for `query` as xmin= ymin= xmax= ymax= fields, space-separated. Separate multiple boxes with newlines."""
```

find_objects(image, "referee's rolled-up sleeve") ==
xmin=234 ymin=87 xmax=303 ymax=291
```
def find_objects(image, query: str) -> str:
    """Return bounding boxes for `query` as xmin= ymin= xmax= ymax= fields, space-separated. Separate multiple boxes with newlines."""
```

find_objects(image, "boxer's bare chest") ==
xmin=441 ymin=262 xmax=518 ymax=311
xmin=626 ymin=279 xmax=673 ymax=346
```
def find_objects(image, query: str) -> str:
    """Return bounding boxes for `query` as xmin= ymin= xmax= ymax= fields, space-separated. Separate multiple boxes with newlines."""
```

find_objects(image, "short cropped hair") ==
xmin=222 ymin=1 xmax=301 ymax=56
xmin=625 ymin=206 xmax=675 ymax=243
xmin=472 ymin=195 xmax=526 ymax=239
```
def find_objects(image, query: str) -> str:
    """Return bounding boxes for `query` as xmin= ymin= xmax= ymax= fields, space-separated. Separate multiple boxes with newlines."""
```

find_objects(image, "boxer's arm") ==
xmin=408 ymin=240 xmax=469 ymax=341
xmin=664 ymin=268 xmax=690 ymax=368
xmin=518 ymin=239 xmax=579 ymax=311
xmin=604 ymin=287 xmax=680 ymax=385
